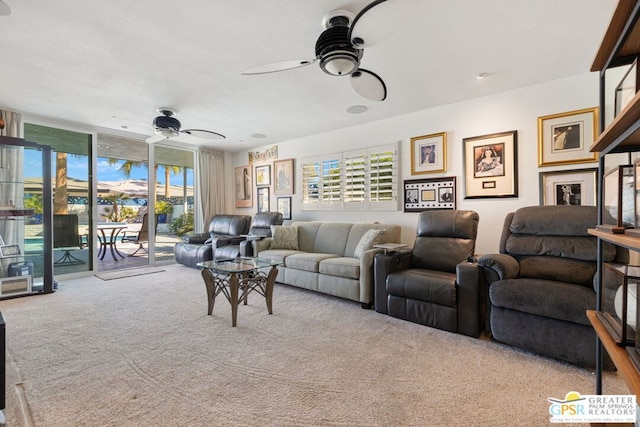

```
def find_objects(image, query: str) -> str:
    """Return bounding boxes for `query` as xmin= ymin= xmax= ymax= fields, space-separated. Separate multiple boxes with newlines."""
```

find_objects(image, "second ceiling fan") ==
xmin=241 ymin=0 xmax=391 ymax=102
xmin=145 ymin=108 xmax=226 ymax=144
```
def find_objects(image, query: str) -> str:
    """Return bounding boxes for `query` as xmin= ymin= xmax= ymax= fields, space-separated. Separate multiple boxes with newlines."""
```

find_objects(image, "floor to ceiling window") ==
xmin=153 ymin=145 xmax=195 ymax=263
xmin=23 ymin=123 xmax=93 ymax=275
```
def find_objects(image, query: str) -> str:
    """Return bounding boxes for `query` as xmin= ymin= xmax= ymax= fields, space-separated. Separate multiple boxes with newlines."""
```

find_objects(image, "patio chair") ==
xmin=123 ymin=213 xmax=158 ymax=257
xmin=53 ymin=214 xmax=86 ymax=265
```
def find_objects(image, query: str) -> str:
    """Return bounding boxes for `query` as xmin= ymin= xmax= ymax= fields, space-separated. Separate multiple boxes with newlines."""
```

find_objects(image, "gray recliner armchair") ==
xmin=174 ymin=214 xmax=251 ymax=268
xmin=478 ymin=205 xmax=627 ymax=369
xmin=374 ymin=210 xmax=484 ymax=337
xmin=215 ymin=211 xmax=284 ymax=259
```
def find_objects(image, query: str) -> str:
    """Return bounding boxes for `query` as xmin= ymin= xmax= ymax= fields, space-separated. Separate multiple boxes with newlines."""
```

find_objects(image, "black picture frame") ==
xmin=257 ymin=187 xmax=270 ymax=213
xmin=403 ymin=177 xmax=456 ymax=212
xmin=276 ymin=196 xmax=292 ymax=220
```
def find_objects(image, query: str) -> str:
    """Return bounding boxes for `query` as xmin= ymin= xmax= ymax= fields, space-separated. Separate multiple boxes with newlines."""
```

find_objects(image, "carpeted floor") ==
xmin=0 ymin=263 xmax=628 ymax=426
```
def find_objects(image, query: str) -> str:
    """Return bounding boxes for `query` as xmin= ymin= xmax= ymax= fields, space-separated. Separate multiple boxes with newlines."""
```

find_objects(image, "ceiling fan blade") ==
xmin=182 ymin=129 xmax=226 ymax=140
xmin=145 ymin=134 xmax=166 ymax=144
xmin=241 ymin=59 xmax=317 ymax=75
xmin=350 ymin=68 xmax=387 ymax=102
xmin=0 ymin=1 xmax=11 ymax=16
xmin=348 ymin=0 xmax=394 ymax=48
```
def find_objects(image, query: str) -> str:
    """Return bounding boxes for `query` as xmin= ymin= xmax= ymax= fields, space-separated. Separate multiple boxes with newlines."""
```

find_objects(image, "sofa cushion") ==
xmin=353 ymin=229 xmax=384 ymax=258
xmin=270 ymin=225 xmax=299 ymax=250
xmin=386 ymin=269 xmax=457 ymax=307
xmin=517 ymin=256 xmax=596 ymax=287
xmin=286 ymin=253 xmax=340 ymax=273
xmin=313 ymin=223 xmax=353 ymax=256
xmin=319 ymin=257 xmax=360 ymax=280
xmin=257 ymin=249 xmax=303 ymax=265
xmin=489 ymin=279 xmax=594 ymax=326
xmin=505 ymin=235 xmax=615 ymax=262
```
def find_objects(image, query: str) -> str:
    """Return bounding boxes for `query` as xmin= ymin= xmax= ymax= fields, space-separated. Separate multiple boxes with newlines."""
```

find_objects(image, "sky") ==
xmin=23 ymin=150 xmax=193 ymax=186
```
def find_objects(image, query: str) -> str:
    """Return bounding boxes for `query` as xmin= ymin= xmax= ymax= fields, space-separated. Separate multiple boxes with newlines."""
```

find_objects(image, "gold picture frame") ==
xmin=537 ymin=107 xmax=599 ymax=167
xmin=410 ymin=132 xmax=446 ymax=175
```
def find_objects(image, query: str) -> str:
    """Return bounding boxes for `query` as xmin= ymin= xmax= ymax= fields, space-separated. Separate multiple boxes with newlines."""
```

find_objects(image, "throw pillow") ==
xmin=354 ymin=229 xmax=384 ymax=258
xmin=270 ymin=225 xmax=299 ymax=250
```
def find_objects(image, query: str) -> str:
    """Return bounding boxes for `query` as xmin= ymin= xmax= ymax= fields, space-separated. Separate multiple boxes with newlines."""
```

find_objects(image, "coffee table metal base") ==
xmin=200 ymin=266 xmax=278 ymax=327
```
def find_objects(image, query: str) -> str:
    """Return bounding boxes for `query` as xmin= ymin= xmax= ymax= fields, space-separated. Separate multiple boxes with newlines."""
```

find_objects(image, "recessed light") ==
xmin=475 ymin=72 xmax=489 ymax=80
xmin=251 ymin=133 xmax=267 ymax=139
xmin=347 ymin=105 xmax=368 ymax=114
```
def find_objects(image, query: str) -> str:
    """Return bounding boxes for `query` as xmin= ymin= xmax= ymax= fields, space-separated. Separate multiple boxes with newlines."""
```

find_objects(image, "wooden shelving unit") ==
xmin=590 ymin=0 xmax=640 ymax=407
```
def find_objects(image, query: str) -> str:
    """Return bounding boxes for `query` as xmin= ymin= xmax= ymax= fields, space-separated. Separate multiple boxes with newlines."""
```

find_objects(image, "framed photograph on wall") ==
xmin=255 ymin=164 xmax=271 ymax=186
xmin=410 ymin=132 xmax=446 ymax=174
xmin=235 ymin=165 xmax=253 ymax=208
xmin=274 ymin=158 xmax=295 ymax=195
xmin=538 ymin=168 xmax=597 ymax=206
xmin=537 ymin=107 xmax=599 ymax=167
xmin=463 ymin=130 xmax=518 ymax=199
xmin=277 ymin=196 xmax=292 ymax=220
xmin=403 ymin=177 xmax=456 ymax=212
xmin=257 ymin=186 xmax=270 ymax=213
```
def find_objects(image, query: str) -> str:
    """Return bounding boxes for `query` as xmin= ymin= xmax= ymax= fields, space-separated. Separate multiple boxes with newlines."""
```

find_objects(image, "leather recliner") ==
xmin=215 ymin=212 xmax=284 ymax=259
xmin=174 ymin=214 xmax=251 ymax=268
xmin=478 ymin=205 xmax=627 ymax=369
xmin=374 ymin=210 xmax=484 ymax=338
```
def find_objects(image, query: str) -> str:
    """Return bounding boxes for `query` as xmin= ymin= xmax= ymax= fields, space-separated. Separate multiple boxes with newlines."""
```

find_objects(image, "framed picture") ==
xmin=255 ymin=164 xmax=271 ymax=186
xmin=257 ymin=186 xmax=270 ymax=213
xmin=277 ymin=196 xmax=292 ymax=220
xmin=463 ymin=130 xmax=518 ymax=199
xmin=403 ymin=177 xmax=456 ymax=212
xmin=235 ymin=165 xmax=253 ymax=208
xmin=538 ymin=168 xmax=597 ymax=206
xmin=537 ymin=107 xmax=599 ymax=167
xmin=615 ymin=58 xmax=639 ymax=117
xmin=274 ymin=158 xmax=294 ymax=195
xmin=410 ymin=132 xmax=446 ymax=174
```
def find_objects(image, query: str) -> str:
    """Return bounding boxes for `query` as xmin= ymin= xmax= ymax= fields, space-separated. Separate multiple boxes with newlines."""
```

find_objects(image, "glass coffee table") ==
xmin=197 ymin=257 xmax=281 ymax=327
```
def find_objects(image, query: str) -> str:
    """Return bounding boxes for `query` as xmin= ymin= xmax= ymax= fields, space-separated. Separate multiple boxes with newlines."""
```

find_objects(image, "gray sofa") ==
xmin=252 ymin=221 xmax=401 ymax=307
xmin=478 ymin=205 xmax=627 ymax=369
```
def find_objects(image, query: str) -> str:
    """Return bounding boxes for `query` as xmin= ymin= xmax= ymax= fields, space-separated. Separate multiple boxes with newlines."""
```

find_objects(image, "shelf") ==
xmin=588 ymin=310 xmax=640 ymax=397
xmin=590 ymin=90 xmax=640 ymax=153
xmin=592 ymin=0 xmax=640 ymax=72
xmin=589 ymin=228 xmax=640 ymax=251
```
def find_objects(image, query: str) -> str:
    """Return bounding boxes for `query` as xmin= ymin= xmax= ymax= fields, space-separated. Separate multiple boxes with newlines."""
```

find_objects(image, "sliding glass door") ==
xmin=23 ymin=123 xmax=92 ymax=275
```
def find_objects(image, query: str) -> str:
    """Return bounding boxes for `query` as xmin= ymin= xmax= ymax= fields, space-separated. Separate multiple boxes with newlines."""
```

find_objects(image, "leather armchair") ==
xmin=174 ymin=214 xmax=251 ymax=268
xmin=478 ymin=205 xmax=627 ymax=369
xmin=374 ymin=210 xmax=484 ymax=337
xmin=215 ymin=212 xmax=284 ymax=259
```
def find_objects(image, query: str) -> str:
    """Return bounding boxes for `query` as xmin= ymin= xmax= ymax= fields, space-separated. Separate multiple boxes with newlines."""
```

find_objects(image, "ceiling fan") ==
xmin=145 ymin=108 xmax=226 ymax=144
xmin=241 ymin=0 xmax=391 ymax=102
xmin=0 ymin=0 xmax=11 ymax=16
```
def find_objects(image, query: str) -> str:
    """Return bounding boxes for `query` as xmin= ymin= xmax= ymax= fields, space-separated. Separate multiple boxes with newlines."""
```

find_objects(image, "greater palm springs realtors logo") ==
xmin=548 ymin=391 xmax=636 ymax=423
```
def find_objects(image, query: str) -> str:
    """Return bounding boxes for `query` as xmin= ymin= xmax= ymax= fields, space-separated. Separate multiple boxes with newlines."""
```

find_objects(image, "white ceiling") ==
xmin=0 ymin=0 xmax=618 ymax=152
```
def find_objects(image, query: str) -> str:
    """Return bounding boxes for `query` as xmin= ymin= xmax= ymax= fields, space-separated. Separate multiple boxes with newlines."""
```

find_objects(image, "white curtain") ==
xmin=197 ymin=148 xmax=226 ymax=225
xmin=0 ymin=110 xmax=25 ymax=269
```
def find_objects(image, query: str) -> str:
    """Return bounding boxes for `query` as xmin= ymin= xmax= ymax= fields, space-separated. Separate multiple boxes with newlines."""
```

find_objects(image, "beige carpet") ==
xmin=0 ymin=263 xmax=628 ymax=426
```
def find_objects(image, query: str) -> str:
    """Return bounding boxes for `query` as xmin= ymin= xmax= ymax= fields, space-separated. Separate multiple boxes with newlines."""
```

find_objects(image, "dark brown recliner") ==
xmin=374 ymin=210 xmax=484 ymax=337
xmin=478 ymin=205 xmax=627 ymax=369
xmin=173 ymin=214 xmax=251 ymax=268
xmin=215 ymin=212 xmax=284 ymax=259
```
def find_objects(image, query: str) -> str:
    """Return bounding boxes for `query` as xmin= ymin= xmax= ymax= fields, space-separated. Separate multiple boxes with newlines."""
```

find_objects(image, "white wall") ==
xmin=231 ymin=72 xmax=601 ymax=255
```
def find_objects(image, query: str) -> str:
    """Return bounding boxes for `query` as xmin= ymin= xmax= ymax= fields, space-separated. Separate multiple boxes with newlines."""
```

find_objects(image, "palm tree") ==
xmin=106 ymin=158 xmax=181 ymax=202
